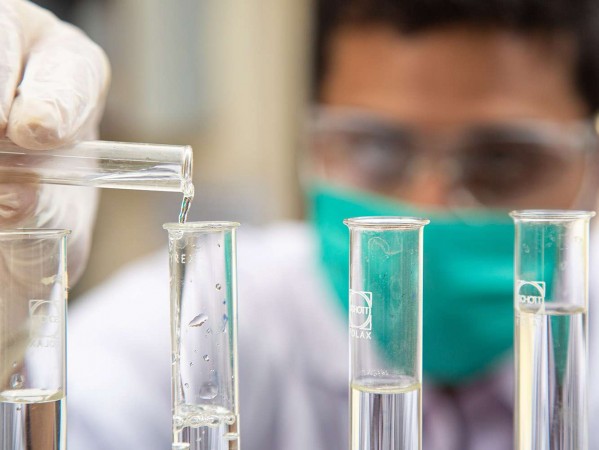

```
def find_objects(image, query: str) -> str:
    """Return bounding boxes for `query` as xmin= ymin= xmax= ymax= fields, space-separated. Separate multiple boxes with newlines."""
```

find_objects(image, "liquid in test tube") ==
xmin=165 ymin=222 xmax=241 ymax=450
xmin=511 ymin=210 xmax=594 ymax=450
xmin=345 ymin=216 xmax=428 ymax=450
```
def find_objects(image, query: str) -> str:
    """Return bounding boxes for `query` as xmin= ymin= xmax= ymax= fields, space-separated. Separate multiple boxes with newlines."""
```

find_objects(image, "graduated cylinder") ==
xmin=511 ymin=210 xmax=594 ymax=450
xmin=0 ymin=229 xmax=70 ymax=450
xmin=345 ymin=217 xmax=428 ymax=450
xmin=164 ymin=222 xmax=240 ymax=450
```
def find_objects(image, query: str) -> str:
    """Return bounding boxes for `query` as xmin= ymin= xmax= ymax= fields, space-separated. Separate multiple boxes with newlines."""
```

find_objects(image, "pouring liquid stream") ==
xmin=179 ymin=185 xmax=194 ymax=224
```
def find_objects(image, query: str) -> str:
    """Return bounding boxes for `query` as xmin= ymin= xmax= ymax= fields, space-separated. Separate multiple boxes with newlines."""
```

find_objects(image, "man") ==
xmin=1 ymin=0 xmax=598 ymax=449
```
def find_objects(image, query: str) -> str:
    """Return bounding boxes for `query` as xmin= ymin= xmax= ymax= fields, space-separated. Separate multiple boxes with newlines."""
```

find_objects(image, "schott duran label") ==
xmin=350 ymin=290 xmax=372 ymax=340
xmin=28 ymin=299 xmax=61 ymax=348
xmin=517 ymin=280 xmax=546 ymax=305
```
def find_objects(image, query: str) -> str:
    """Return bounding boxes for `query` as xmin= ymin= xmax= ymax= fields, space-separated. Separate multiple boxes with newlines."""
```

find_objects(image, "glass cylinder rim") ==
xmin=163 ymin=221 xmax=241 ymax=232
xmin=0 ymin=228 xmax=71 ymax=239
xmin=344 ymin=216 xmax=430 ymax=230
xmin=510 ymin=209 xmax=596 ymax=221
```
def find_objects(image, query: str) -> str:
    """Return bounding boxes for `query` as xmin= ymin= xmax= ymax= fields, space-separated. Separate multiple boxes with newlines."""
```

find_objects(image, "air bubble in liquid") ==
xmin=203 ymin=354 xmax=210 ymax=362
xmin=189 ymin=313 xmax=208 ymax=327
xmin=215 ymin=284 xmax=222 ymax=290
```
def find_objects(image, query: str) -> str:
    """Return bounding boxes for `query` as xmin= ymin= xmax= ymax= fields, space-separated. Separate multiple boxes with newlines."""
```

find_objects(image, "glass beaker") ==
xmin=511 ymin=210 xmax=595 ymax=450
xmin=0 ymin=229 xmax=70 ymax=450
xmin=345 ymin=216 xmax=429 ymax=450
xmin=164 ymin=222 xmax=240 ymax=450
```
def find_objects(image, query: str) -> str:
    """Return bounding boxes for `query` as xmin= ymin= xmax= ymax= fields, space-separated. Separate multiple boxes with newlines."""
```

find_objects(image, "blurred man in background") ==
xmin=1 ymin=0 xmax=599 ymax=449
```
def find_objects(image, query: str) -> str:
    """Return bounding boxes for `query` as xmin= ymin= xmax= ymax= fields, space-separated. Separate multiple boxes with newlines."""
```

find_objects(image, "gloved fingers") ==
xmin=0 ymin=0 xmax=25 ymax=139
xmin=6 ymin=0 xmax=111 ymax=150
xmin=0 ymin=183 xmax=37 ymax=226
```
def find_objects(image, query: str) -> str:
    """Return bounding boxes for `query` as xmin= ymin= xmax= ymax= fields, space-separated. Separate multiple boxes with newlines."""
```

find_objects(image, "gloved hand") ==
xmin=0 ymin=0 xmax=111 ymax=283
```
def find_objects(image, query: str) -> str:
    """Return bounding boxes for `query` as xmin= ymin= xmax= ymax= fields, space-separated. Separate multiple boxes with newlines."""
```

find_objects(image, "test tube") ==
xmin=0 ymin=229 xmax=70 ymax=450
xmin=345 ymin=216 xmax=429 ymax=450
xmin=511 ymin=210 xmax=595 ymax=450
xmin=0 ymin=138 xmax=193 ymax=195
xmin=164 ymin=222 xmax=240 ymax=450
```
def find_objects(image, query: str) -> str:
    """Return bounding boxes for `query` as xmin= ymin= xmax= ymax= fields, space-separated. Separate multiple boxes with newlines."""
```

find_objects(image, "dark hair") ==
xmin=314 ymin=0 xmax=599 ymax=114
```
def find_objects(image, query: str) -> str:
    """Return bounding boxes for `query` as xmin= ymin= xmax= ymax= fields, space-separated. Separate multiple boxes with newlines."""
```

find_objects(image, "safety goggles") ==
xmin=309 ymin=107 xmax=598 ymax=209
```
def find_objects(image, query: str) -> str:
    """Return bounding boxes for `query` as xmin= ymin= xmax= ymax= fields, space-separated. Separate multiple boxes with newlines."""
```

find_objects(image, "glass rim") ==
xmin=510 ymin=209 xmax=596 ymax=221
xmin=163 ymin=221 xmax=241 ymax=232
xmin=0 ymin=228 xmax=71 ymax=239
xmin=344 ymin=216 xmax=430 ymax=230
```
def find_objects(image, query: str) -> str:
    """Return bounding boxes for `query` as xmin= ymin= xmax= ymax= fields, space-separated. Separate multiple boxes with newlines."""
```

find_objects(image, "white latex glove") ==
xmin=0 ymin=0 xmax=110 ymax=283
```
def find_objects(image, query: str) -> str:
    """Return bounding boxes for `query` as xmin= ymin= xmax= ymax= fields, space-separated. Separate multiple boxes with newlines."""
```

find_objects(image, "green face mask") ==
xmin=309 ymin=183 xmax=514 ymax=385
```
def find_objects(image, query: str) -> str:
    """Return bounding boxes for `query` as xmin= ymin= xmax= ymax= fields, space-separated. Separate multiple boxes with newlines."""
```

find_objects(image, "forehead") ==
xmin=321 ymin=25 xmax=587 ymax=126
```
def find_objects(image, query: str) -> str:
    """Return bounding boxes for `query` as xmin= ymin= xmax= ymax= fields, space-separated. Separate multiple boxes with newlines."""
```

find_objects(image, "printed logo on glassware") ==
xmin=28 ymin=299 xmax=60 ymax=348
xmin=350 ymin=290 xmax=372 ymax=340
xmin=517 ymin=280 xmax=546 ymax=305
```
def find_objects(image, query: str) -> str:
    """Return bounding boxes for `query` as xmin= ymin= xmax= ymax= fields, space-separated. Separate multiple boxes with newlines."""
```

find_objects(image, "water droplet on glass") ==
xmin=221 ymin=314 xmax=229 ymax=332
xmin=199 ymin=382 xmax=218 ymax=399
xmin=10 ymin=374 xmax=24 ymax=389
xmin=184 ymin=383 xmax=189 ymax=388
xmin=206 ymin=328 xmax=212 ymax=334
xmin=189 ymin=362 xmax=193 ymax=367
xmin=217 ymin=243 xmax=221 ymax=248
xmin=203 ymin=354 xmax=210 ymax=362
xmin=189 ymin=313 xmax=208 ymax=327
xmin=215 ymin=284 xmax=222 ymax=290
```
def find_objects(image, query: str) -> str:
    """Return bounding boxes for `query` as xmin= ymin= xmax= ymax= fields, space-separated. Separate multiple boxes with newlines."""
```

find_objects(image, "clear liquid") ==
xmin=351 ymin=377 xmax=421 ymax=450
xmin=515 ymin=303 xmax=587 ymax=450
xmin=173 ymin=404 xmax=239 ymax=450
xmin=179 ymin=192 xmax=193 ymax=224
xmin=0 ymin=389 xmax=65 ymax=450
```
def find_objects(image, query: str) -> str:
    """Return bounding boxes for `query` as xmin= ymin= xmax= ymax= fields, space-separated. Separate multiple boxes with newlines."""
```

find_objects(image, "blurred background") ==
xmin=34 ymin=0 xmax=312 ymax=298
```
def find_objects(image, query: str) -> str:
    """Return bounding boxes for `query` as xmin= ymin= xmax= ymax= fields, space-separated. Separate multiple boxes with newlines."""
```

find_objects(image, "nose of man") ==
xmin=395 ymin=158 xmax=454 ymax=208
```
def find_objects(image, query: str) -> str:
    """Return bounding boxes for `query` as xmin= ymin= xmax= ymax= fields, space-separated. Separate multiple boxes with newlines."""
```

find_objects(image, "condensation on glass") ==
xmin=511 ymin=210 xmax=595 ymax=450
xmin=345 ymin=216 xmax=429 ymax=450
xmin=164 ymin=222 xmax=241 ymax=450
xmin=0 ymin=229 xmax=70 ymax=450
